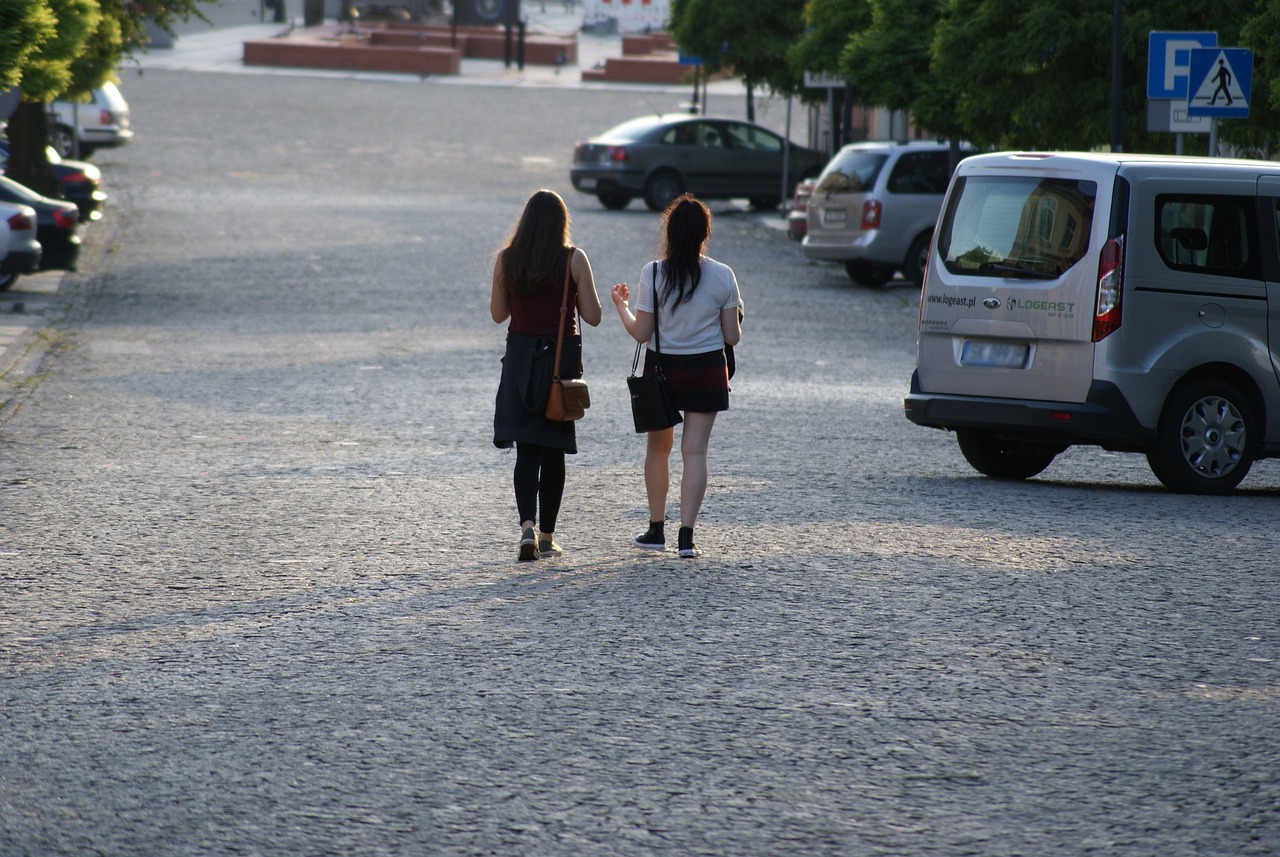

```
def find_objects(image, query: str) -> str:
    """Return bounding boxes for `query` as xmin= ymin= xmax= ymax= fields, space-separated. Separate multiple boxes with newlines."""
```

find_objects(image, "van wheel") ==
xmin=843 ymin=260 xmax=891 ymax=288
xmin=956 ymin=429 xmax=1061 ymax=480
xmin=644 ymin=171 xmax=683 ymax=212
xmin=1147 ymin=378 xmax=1256 ymax=494
xmin=903 ymin=231 xmax=932 ymax=288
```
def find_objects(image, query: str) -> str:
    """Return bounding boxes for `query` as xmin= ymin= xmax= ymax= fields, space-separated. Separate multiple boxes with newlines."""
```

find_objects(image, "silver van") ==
xmin=803 ymin=140 xmax=970 ymax=287
xmin=905 ymin=151 xmax=1280 ymax=494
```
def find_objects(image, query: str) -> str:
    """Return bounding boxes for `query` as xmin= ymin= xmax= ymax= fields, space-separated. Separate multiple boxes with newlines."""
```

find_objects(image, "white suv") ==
xmin=47 ymin=82 xmax=133 ymax=159
xmin=803 ymin=140 xmax=970 ymax=287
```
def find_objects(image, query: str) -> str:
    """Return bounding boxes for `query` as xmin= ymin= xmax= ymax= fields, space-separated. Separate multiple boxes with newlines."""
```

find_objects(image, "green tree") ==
xmin=788 ymin=0 xmax=870 ymax=104
xmin=668 ymin=0 xmax=809 ymax=96
xmin=928 ymin=0 xmax=1278 ymax=154
xmin=7 ymin=0 xmax=100 ymax=196
xmin=6 ymin=0 xmax=211 ymax=196
xmin=841 ymin=0 xmax=963 ymax=138
xmin=0 ymin=0 xmax=57 ymax=93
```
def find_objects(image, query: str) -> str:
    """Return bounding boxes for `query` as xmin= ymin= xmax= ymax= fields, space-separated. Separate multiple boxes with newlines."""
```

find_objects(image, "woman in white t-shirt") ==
xmin=611 ymin=195 xmax=743 ymax=559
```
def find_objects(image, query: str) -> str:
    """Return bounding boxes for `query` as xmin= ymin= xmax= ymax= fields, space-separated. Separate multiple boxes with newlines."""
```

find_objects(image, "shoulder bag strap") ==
xmin=550 ymin=248 xmax=574 ymax=382
xmin=652 ymin=272 xmax=662 ymax=357
xmin=631 ymin=265 xmax=665 ymax=375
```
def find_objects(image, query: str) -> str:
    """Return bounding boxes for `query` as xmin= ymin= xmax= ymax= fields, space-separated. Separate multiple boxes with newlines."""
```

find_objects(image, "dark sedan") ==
xmin=0 ymin=175 xmax=80 ymax=273
xmin=0 ymin=140 xmax=107 ymax=223
xmin=571 ymin=113 xmax=828 ymax=212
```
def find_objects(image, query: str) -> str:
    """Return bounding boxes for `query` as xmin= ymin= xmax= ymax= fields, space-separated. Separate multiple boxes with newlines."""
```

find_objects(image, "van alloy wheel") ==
xmin=1147 ymin=378 xmax=1256 ymax=494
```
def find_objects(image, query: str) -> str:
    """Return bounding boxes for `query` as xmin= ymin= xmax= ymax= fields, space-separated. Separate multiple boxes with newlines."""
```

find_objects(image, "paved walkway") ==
xmin=0 ymin=10 xmax=750 ymax=408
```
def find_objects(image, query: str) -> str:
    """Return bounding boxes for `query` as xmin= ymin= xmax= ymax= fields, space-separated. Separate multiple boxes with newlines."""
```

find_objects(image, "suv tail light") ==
xmin=1093 ymin=235 xmax=1124 ymax=341
xmin=860 ymin=199 xmax=882 ymax=230
xmin=52 ymin=207 xmax=78 ymax=230
xmin=7 ymin=212 xmax=33 ymax=231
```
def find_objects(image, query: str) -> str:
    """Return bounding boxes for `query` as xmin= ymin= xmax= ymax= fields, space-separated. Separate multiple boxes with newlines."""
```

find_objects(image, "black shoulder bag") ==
xmin=626 ymin=277 xmax=682 ymax=433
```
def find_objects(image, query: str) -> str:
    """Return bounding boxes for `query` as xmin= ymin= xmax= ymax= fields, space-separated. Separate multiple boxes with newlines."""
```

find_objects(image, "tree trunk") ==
xmin=7 ymin=101 xmax=63 ymax=199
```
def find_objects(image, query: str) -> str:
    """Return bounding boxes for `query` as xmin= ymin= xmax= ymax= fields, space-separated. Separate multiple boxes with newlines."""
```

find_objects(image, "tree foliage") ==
xmin=3 ymin=0 xmax=211 ymax=196
xmin=0 ymin=0 xmax=57 ymax=93
xmin=668 ymin=0 xmax=808 ymax=95
xmin=667 ymin=0 xmax=1280 ymax=154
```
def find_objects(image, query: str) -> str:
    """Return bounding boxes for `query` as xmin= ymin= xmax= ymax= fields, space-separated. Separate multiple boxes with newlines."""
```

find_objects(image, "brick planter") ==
xmin=243 ymin=38 xmax=462 ymax=75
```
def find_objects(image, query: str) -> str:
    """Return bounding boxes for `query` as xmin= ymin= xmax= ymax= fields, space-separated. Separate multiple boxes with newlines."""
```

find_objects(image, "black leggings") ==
xmin=514 ymin=442 xmax=565 ymax=533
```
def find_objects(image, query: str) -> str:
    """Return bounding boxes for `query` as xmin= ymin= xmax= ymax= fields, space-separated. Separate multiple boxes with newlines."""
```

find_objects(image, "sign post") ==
xmin=804 ymin=72 xmax=844 ymax=158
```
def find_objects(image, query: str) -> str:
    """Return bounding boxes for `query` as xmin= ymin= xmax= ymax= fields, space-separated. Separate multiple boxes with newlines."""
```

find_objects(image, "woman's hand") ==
xmin=611 ymin=283 xmax=630 ymax=307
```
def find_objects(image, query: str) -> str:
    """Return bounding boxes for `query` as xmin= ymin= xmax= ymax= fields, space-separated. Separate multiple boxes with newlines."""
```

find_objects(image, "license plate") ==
xmin=822 ymin=208 xmax=846 ymax=224
xmin=961 ymin=340 xmax=1028 ymax=368
xmin=578 ymin=178 xmax=597 ymax=190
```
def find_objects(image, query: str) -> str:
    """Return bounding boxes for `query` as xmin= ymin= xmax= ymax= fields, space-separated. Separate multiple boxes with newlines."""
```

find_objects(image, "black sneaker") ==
xmin=632 ymin=522 xmax=665 ymax=550
xmin=518 ymin=527 xmax=540 ymax=562
xmin=539 ymin=539 xmax=563 ymax=557
xmin=677 ymin=526 xmax=701 ymax=559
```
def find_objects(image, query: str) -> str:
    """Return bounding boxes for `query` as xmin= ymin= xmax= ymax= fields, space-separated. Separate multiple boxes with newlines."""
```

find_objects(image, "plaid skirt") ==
xmin=644 ymin=347 xmax=729 ymax=413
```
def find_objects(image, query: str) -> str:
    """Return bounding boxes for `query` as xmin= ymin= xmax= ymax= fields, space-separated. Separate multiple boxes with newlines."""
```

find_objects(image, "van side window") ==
xmin=887 ymin=152 xmax=951 ymax=194
xmin=1155 ymin=195 xmax=1259 ymax=278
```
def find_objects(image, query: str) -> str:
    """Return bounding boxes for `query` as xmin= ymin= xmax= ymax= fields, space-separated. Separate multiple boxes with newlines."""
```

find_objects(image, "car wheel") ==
xmin=597 ymin=192 xmax=631 ymax=210
xmin=956 ymin=429 xmax=1062 ymax=480
xmin=50 ymin=125 xmax=77 ymax=159
xmin=1146 ymin=378 xmax=1256 ymax=494
xmin=903 ymin=231 xmax=932 ymax=288
xmin=644 ymin=171 xmax=683 ymax=212
xmin=0 ymin=271 xmax=16 ymax=292
xmin=843 ymin=260 xmax=891 ymax=288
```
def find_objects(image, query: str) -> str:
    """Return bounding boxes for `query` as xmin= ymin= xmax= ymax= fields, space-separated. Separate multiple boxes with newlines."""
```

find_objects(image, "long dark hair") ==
xmin=658 ymin=194 xmax=711 ymax=308
xmin=498 ymin=189 xmax=571 ymax=296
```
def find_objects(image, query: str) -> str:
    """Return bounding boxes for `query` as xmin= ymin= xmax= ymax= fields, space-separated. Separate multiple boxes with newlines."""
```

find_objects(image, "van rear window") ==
xmin=815 ymin=152 xmax=888 ymax=194
xmin=938 ymin=176 xmax=1097 ymax=279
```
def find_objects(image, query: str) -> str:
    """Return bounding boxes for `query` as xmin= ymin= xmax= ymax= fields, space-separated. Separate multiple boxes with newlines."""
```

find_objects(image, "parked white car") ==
xmin=0 ymin=200 xmax=42 ymax=291
xmin=47 ymin=81 xmax=133 ymax=159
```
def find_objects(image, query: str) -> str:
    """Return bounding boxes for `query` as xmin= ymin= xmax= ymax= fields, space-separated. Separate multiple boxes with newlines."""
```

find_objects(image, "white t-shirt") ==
xmin=634 ymin=256 xmax=741 ymax=355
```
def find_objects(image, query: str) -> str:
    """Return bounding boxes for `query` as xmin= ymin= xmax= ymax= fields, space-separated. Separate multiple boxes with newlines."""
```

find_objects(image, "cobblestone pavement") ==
xmin=1 ymin=64 xmax=1278 ymax=856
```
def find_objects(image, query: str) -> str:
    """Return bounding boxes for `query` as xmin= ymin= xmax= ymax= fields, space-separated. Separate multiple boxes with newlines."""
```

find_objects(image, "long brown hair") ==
xmin=498 ymin=189 xmax=571 ymax=297
xmin=657 ymin=194 xmax=711 ymax=308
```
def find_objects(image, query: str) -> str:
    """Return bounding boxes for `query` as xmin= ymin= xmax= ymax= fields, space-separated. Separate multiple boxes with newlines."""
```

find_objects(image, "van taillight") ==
xmin=1093 ymin=235 xmax=1123 ymax=341
xmin=861 ymin=200 xmax=882 ymax=230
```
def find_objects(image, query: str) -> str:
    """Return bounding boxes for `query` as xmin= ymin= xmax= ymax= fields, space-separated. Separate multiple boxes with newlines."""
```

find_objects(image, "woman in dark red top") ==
xmin=491 ymin=190 xmax=602 ymax=561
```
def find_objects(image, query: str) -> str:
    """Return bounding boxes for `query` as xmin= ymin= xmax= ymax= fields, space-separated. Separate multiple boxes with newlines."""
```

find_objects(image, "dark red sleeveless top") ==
xmin=507 ymin=247 xmax=578 ymax=339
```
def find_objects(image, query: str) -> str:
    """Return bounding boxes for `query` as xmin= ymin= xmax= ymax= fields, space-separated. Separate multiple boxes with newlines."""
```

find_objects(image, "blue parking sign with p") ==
xmin=1148 ymin=31 xmax=1217 ymax=99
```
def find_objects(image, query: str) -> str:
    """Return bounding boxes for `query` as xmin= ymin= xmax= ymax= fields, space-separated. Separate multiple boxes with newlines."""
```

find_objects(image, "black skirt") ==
xmin=493 ymin=331 xmax=582 ymax=453
xmin=644 ymin=347 xmax=729 ymax=414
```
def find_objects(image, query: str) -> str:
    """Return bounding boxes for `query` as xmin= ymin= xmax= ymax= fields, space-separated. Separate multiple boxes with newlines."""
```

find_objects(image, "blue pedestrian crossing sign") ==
xmin=1187 ymin=48 xmax=1252 ymax=119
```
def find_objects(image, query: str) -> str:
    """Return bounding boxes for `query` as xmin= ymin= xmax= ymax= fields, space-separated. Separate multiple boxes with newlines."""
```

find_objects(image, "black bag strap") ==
xmin=551 ymin=247 xmax=574 ymax=383
xmin=631 ymin=271 xmax=664 ymax=376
